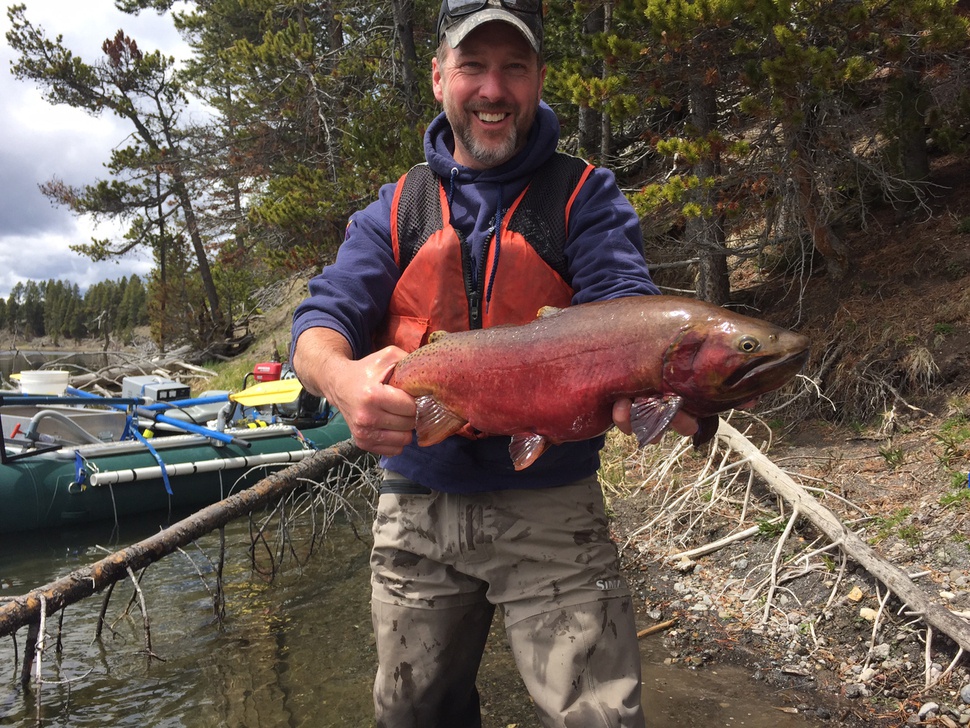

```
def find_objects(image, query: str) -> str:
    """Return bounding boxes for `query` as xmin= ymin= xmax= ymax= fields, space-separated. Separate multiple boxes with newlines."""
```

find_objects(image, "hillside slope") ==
xmin=612 ymin=154 xmax=970 ymax=727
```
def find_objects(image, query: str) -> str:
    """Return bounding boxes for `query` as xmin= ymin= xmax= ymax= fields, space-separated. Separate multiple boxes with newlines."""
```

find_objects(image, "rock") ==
xmin=674 ymin=557 xmax=696 ymax=573
xmin=919 ymin=702 xmax=940 ymax=719
xmin=739 ymin=588 xmax=759 ymax=602
xmin=844 ymin=683 xmax=868 ymax=699
xmin=872 ymin=643 xmax=891 ymax=660
xmin=848 ymin=585 xmax=865 ymax=602
xmin=961 ymin=683 xmax=970 ymax=704
xmin=860 ymin=607 xmax=878 ymax=621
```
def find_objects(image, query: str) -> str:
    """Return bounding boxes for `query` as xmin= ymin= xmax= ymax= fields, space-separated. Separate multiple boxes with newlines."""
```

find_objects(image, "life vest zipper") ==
xmin=459 ymin=228 xmax=492 ymax=330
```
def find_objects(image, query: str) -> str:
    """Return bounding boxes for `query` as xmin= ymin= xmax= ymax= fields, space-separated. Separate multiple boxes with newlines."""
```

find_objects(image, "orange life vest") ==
xmin=375 ymin=153 xmax=594 ymax=352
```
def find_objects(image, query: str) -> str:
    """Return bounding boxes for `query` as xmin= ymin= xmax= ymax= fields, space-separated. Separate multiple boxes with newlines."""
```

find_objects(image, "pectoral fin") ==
xmin=630 ymin=395 xmax=683 ymax=447
xmin=509 ymin=433 xmax=549 ymax=470
xmin=414 ymin=395 xmax=467 ymax=446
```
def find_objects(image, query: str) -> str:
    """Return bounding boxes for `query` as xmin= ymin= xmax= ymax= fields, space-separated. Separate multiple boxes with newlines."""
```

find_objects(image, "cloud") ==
xmin=0 ymin=228 xmax=155 ymax=297
xmin=0 ymin=1 xmax=189 ymax=298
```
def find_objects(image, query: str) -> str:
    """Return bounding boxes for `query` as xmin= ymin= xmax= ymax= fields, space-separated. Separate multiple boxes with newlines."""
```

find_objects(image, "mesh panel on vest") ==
xmin=394 ymin=154 xmax=590 ymax=279
xmin=506 ymin=154 xmax=590 ymax=282
xmin=396 ymin=164 xmax=442 ymax=269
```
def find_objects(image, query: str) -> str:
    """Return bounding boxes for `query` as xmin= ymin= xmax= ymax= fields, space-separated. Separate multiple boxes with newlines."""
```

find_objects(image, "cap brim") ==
xmin=443 ymin=9 xmax=540 ymax=53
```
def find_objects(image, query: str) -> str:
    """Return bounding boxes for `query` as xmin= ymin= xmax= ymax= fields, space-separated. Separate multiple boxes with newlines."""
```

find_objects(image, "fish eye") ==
xmin=738 ymin=336 xmax=760 ymax=353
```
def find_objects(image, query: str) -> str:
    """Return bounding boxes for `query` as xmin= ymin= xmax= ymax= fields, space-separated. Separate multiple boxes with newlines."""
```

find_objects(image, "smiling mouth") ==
xmin=477 ymin=111 xmax=508 ymax=123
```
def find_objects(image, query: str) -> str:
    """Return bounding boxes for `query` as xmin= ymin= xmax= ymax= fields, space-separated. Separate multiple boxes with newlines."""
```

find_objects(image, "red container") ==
xmin=253 ymin=362 xmax=282 ymax=382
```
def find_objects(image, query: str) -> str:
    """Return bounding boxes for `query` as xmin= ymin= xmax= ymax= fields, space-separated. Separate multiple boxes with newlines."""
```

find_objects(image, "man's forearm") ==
xmin=291 ymin=327 xmax=355 ymax=399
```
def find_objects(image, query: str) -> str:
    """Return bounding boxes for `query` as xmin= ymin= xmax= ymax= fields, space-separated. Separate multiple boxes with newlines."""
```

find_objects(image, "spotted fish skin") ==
xmin=387 ymin=295 xmax=810 ymax=470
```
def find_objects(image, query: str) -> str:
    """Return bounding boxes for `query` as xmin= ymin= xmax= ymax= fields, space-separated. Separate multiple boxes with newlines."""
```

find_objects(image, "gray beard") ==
xmin=454 ymin=123 xmax=520 ymax=168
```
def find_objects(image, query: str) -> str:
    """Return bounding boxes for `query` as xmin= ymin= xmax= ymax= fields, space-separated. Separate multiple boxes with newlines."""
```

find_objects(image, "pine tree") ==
xmin=7 ymin=4 xmax=226 ymax=343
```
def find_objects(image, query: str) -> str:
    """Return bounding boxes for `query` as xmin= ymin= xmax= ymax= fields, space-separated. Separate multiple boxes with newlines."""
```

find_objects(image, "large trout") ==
xmin=387 ymin=295 xmax=810 ymax=470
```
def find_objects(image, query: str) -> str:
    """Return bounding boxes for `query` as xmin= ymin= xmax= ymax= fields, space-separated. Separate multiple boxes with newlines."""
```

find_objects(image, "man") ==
xmin=291 ymin=1 xmax=696 ymax=726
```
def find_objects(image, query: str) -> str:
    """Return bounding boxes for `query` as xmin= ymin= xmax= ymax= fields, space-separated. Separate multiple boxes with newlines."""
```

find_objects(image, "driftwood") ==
xmin=0 ymin=438 xmax=362 ymax=639
xmin=637 ymin=618 xmax=678 ymax=639
xmin=67 ymin=353 xmax=217 ymax=391
xmin=716 ymin=419 xmax=970 ymax=655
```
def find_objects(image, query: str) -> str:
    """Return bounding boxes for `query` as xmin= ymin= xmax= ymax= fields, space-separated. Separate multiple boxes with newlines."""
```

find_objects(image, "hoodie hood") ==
xmin=424 ymin=101 xmax=561 ymax=185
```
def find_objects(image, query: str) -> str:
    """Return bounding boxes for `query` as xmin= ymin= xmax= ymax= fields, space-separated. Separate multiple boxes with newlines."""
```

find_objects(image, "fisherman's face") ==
xmin=433 ymin=21 xmax=545 ymax=170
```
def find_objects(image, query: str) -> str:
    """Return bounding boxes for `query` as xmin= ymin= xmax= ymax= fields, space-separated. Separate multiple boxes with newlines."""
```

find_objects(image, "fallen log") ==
xmin=0 ymin=439 xmax=363 ymax=638
xmin=716 ymin=419 xmax=970 ymax=654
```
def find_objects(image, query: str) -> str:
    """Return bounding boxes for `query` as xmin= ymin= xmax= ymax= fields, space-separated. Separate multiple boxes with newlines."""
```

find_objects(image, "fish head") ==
xmin=661 ymin=314 xmax=810 ymax=414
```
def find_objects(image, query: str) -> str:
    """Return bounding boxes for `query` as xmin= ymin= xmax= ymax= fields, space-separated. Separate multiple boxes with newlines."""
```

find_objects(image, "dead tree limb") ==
xmin=716 ymin=419 xmax=970 ymax=654
xmin=0 ymin=439 xmax=362 ymax=639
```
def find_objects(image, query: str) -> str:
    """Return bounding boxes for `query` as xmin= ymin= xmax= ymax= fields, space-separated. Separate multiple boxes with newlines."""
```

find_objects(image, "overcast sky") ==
xmin=0 ymin=1 xmax=191 ymax=299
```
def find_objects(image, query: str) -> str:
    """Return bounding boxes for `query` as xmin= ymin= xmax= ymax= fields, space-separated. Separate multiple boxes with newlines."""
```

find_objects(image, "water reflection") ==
xmin=0 ymin=512 xmax=378 ymax=727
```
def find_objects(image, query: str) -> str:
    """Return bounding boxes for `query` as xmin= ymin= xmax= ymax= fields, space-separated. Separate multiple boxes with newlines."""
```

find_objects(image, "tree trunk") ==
xmin=578 ymin=2 xmax=604 ymax=156
xmin=894 ymin=63 xmax=931 ymax=218
xmin=599 ymin=1 xmax=614 ymax=162
xmin=171 ymin=173 xmax=225 ymax=340
xmin=783 ymin=104 xmax=850 ymax=279
xmin=390 ymin=0 xmax=422 ymax=121
xmin=687 ymin=58 xmax=730 ymax=305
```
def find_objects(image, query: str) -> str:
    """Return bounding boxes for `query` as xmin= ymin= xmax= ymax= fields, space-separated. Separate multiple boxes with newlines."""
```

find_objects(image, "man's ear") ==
xmin=432 ymin=56 xmax=445 ymax=103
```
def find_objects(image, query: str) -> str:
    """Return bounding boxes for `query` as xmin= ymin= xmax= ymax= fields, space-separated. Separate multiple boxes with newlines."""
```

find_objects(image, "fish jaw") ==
xmin=720 ymin=345 xmax=810 ymax=393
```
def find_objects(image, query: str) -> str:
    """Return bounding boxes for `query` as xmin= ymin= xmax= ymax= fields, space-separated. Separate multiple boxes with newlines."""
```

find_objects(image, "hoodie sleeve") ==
xmin=564 ymin=165 xmax=660 ymax=304
xmin=291 ymin=181 xmax=400 ymax=360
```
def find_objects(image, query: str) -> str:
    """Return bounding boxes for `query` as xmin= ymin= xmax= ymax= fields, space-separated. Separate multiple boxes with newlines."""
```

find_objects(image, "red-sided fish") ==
xmin=387 ymin=295 xmax=810 ymax=470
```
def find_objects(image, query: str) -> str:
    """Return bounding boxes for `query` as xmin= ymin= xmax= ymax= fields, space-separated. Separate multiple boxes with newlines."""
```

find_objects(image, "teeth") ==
xmin=478 ymin=112 xmax=505 ymax=123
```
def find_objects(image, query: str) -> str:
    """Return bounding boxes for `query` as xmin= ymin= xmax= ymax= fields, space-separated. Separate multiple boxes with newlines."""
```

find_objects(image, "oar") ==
xmin=65 ymin=387 xmax=251 ymax=448
xmin=228 ymin=378 xmax=303 ymax=407
xmin=142 ymin=393 xmax=231 ymax=412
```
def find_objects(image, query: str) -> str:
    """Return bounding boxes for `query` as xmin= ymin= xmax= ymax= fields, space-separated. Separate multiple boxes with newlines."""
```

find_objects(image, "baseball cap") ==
xmin=436 ymin=0 xmax=544 ymax=53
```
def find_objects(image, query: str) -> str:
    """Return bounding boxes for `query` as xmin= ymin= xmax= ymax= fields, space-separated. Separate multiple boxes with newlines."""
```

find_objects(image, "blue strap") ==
xmin=121 ymin=413 xmax=137 ymax=441
xmin=73 ymin=450 xmax=86 ymax=487
xmin=131 ymin=427 xmax=173 ymax=496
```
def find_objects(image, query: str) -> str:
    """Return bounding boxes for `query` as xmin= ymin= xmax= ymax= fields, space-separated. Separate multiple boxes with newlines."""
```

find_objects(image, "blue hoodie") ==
xmin=292 ymin=102 xmax=659 ymax=493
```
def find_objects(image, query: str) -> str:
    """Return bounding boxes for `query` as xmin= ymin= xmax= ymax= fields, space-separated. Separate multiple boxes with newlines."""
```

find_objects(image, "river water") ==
xmin=0 ymin=505 xmax=829 ymax=727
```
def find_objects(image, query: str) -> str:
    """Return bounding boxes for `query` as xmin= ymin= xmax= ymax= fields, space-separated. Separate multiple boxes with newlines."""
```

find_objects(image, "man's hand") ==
xmin=293 ymin=329 xmax=416 ymax=457
xmin=612 ymin=397 xmax=698 ymax=444
xmin=328 ymin=347 xmax=417 ymax=456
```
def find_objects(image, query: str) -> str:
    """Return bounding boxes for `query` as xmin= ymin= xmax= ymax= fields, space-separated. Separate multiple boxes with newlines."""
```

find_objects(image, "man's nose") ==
xmin=477 ymin=68 xmax=507 ymax=101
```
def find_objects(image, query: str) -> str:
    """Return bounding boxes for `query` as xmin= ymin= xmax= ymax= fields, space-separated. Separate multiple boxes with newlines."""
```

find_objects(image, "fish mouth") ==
xmin=723 ymin=348 xmax=810 ymax=390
